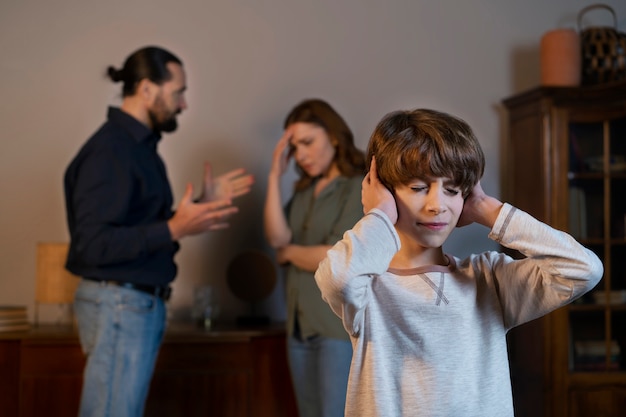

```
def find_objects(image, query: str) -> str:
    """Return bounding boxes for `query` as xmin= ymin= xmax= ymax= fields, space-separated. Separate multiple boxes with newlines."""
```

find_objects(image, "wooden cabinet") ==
xmin=0 ymin=323 xmax=297 ymax=417
xmin=502 ymin=82 xmax=626 ymax=417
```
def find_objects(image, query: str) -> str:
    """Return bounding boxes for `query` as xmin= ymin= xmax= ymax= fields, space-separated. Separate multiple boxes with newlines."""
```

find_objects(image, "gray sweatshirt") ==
xmin=315 ymin=204 xmax=603 ymax=417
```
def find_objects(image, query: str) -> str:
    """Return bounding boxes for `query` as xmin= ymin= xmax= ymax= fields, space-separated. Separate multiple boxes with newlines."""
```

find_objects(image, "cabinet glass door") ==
xmin=568 ymin=115 xmax=626 ymax=373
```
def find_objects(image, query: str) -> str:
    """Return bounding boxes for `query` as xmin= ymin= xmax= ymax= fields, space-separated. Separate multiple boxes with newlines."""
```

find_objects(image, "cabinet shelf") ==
xmin=571 ymin=304 xmax=626 ymax=312
xmin=569 ymin=304 xmax=612 ymax=312
xmin=569 ymin=371 xmax=626 ymax=384
xmin=571 ymin=368 xmax=625 ymax=375
xmin=569 ymin=172 xmax=626 ymax=179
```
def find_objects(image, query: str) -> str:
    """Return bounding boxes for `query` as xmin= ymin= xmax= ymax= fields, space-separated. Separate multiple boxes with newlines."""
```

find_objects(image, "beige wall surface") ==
xmin=1 ymin=0 xmax=624 ymax=323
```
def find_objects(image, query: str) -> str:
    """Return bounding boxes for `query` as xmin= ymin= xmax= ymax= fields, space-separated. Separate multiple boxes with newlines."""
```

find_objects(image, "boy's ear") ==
xmin=380 ymin=178 xmax=395 ymax=196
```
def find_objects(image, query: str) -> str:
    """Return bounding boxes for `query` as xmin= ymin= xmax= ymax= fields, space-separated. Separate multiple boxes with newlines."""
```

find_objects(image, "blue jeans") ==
xmin=74 ymin=279 xmax=166 ymax=417
xmin=288 ymin=334 xmax=352 ymax=417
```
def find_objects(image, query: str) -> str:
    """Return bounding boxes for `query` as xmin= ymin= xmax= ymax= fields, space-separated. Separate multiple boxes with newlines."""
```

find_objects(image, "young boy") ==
xmin=314 ymin=108 xmax=603 ymax=417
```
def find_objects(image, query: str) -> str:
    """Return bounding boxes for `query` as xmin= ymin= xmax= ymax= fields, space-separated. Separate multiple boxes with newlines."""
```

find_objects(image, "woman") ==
xmin=264 ymin=98 xmax=366 ymax=417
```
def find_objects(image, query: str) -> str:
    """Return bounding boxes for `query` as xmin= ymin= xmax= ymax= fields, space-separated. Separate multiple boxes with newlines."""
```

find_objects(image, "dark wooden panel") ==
xmin=250 ymin=335 xmax=298 ymax=417
xmin=20 ymin=343 xmax=85 ymax=373
xmin=568 ymin=386 xmax=626 ymax=417
xmin=146 ymin=371 xmax=250 ymax=417
xmin=0 ymin=341 xmax=20 ymax=417
xmin=20 ymin=375 xmax=82 ymax=417
xmin=154 ymin=342 xmax=252 ymax=371
xmin=18 ymin=343 xmax=84 ymax=417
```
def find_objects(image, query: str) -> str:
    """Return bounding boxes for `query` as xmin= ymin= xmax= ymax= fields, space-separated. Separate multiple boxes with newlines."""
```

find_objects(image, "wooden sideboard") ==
xmin=0 ymin=322 xmax=298 ymax=417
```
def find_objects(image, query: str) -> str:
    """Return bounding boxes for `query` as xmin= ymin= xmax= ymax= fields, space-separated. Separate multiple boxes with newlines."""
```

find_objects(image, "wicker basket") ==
xmin=578 ymin=3 xmax=626 ymax=85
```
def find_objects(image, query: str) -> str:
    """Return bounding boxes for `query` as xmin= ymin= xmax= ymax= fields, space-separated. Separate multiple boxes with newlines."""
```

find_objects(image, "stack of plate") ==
xmin=0 ymin=305 xmax=30 ymax=332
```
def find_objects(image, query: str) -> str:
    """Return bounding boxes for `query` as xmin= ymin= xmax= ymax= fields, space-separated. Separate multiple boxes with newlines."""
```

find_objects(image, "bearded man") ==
xmin=64 ymin=46 xmax=253 ymax=417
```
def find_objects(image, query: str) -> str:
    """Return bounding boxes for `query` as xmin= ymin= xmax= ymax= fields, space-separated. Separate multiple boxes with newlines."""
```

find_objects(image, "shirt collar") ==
xmin=311 ymin=175 xmax=347 ymax=197
xmin=107 ymin=106 xmax=161 ymax=146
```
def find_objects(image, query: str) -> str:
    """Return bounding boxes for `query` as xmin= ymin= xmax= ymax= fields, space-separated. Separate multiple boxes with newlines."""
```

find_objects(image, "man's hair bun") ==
xmin=107 ymin=66 xmax=123 ymax=82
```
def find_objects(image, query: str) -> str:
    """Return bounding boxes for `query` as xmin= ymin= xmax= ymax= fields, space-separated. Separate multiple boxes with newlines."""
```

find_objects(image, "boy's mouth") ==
xmin=418 ymin=222 xmax=448 ymax=231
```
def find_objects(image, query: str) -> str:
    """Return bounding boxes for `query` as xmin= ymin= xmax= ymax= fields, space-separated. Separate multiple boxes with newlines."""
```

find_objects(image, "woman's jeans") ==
xmin=74 ymin=279 xmax=166 ymax=417
xmin=288 ymin=334 xmax=352 ymax=417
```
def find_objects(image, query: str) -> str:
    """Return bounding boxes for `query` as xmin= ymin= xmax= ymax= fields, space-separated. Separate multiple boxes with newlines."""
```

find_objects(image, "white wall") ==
xmin=1 ymin=0 xmax=624 ymax=323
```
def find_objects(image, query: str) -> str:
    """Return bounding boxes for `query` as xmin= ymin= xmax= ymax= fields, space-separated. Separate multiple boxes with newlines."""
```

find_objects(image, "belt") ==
xmin=94 ymin=280 xmax=172 ymax=301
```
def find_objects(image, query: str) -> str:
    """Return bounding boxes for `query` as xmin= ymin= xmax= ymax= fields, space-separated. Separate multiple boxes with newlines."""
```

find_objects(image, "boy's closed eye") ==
xmin=408 ymin=181 xmax=461 ymax=196
xmin=409 ymin=185 xmax=428 ymax=192
xmin=444 ymin=187 xmax=461 ymax=196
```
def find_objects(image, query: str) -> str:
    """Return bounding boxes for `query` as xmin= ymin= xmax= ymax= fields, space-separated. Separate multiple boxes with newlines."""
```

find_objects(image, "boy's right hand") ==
xmin=362 ymin=157 xmax=398 ymax=224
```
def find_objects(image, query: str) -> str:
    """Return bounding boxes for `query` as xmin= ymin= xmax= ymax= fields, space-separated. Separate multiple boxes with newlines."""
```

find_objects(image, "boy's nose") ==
xmin=426 ymin=191 xmax=445 ymax=214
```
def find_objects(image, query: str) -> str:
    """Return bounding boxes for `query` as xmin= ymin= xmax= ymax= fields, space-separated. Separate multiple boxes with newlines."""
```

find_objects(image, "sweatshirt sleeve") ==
xmin=315 ymin=209 xmax=400 ymax=336
xmin=486 ymin=203 xmax=604 ymax=328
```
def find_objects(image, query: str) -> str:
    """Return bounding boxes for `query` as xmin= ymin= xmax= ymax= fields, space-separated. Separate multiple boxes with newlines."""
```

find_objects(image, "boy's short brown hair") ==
xmin=366 ymin=109 xmax=485 ymax=198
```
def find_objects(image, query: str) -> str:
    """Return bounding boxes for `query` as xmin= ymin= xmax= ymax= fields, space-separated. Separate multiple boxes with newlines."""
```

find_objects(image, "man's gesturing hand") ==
xmin=168 ymin=183 xmax=239 ymax=241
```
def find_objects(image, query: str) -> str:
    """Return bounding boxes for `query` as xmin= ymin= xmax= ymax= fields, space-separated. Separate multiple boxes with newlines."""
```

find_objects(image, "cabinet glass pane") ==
xmin=611 ymin=310 xmax=626 ymax=371
xmin=611 ymin=178 xmax=626 ymax=239
xmin=568 ymin=178 xmax=604 ymax=240
xmin=570 ymin=310 xmax=606 ymax=372
xmin=609 ymin=117 xmax=626 ymax=173
xmin=570 ymin=123 xmax=604 ymax=174
xmin=611 ymin=245 xmax=626 ymax=292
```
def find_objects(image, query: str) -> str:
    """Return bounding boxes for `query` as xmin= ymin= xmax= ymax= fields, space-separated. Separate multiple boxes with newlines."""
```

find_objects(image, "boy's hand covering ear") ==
xmin=362 ymin=157 xmax=398 ymax=224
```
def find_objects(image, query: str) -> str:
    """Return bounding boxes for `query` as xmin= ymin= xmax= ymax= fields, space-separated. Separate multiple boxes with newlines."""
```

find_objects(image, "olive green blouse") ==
xmin=285 ymin=175 xmax=364 ymax=340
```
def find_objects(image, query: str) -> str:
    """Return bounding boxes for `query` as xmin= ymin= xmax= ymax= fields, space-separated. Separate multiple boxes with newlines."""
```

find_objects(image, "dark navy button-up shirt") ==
xmin=64 ymin=107 xmax=179 ymax=286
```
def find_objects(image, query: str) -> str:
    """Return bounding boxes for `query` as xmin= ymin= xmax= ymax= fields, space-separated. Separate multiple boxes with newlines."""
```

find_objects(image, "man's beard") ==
xmin=150 ymin=114 xmax=178 ymax=133
xmin=149 ymin=95 xmax=179 ymax=133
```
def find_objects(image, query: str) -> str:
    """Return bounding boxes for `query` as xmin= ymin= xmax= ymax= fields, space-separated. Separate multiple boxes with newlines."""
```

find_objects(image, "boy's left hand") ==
xmin=457 ymin=182 xmax=503 ymax=228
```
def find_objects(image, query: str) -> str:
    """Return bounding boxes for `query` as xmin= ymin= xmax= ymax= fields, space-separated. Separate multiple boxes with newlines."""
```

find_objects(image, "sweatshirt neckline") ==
xmin=387 ymin=254 xmax=456 ymax=276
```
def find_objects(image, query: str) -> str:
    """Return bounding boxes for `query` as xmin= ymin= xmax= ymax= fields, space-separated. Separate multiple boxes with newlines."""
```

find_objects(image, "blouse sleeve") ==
xmin=323 ymin=176 xmax=365 ymax=245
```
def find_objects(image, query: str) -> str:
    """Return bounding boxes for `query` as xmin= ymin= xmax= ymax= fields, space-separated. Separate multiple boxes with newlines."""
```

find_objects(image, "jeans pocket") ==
xmin=114 ymin=289 xmax=166 ymax=352
xmin=118 ymin=289 xmax=157 ymax=314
